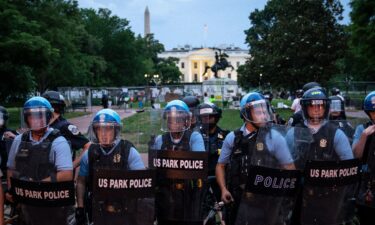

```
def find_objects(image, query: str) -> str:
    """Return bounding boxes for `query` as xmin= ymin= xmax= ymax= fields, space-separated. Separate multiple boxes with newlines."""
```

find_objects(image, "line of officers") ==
xmin=0 ymin=82 xmax=373 ymax=225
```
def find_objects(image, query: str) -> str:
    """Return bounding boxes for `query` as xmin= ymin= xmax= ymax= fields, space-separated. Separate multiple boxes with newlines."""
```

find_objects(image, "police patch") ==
xmin=113 ymin=153 xmax=121 ymax=163
xmin=319 ymin=139 xmax=327 ymax=148
xmin=256 ymin=142 xmax=264 ymax=151
xmin=68 ymin=125 xmax=79 ymax=135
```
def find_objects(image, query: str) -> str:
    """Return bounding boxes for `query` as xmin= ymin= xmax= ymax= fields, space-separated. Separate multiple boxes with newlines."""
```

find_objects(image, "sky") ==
xmin=78 ymin=0 xmax=352 ymax=50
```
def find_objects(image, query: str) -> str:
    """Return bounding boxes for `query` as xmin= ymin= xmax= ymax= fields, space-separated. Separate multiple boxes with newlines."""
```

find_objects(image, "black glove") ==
xmin=75 ymin=207 xmax=86 ymax=225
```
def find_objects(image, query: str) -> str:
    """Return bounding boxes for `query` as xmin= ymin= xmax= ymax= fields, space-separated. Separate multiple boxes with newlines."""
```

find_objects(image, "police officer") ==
xmin=152 ymin=100 xmax=205 ymax=152
xmin=76 ymin=109 xmax=145 ymax=225
xmin=42 ymin=91 xmax=90 ymax=168
xmin=328 ymin=95 xmax=354 ymax=143
xmin=0 ymin=106 xmax=17 ymax=177
xmin=182 ymin=96 xmax=201 ymax=130
xmin=263 ymin=91 xmax=286 ymax=124
xmin=151 ymin=100 xmax=205 ymax=225
xmin=291 ymin=89 xmax=304 ymax=113
xmin=331 ymin=87 xmax=345 ymax=102
xmin=215 ymin=92 xmax=295 ymax=225
xmin=6 ymin=96 xmax=74 ymax=225
xmin=352 ymin=91 xmax=375 ymax=225
xmin=288 ymin=82 xmax=321 ymax=127
xmin=292 ymin=87 xmax=354 ymax=225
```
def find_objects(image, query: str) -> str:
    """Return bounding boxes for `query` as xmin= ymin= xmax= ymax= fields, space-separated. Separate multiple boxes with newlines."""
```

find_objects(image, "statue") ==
xmin=203 ymin=49 xmax=234 ymax=79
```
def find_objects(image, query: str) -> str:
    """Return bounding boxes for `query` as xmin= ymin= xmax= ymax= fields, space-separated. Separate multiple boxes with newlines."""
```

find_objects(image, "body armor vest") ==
xmin=201 ymin=127 xmax=228 ymax=176
xmin=160 ymin=130 xmax=192 ymax=151
xmin=15 ymin=130 xmax=60 ymax=181
xmin=156 ymin=130 xmax=204 ymax=223
xmin=88 ymin=140 xmax=132 ymax=189
xmin=297 ymin=122 xmax=338 ymax=161
xmin=87 ymin=140 xmax=134 ymax=224
xmin=332 ymin=120 xmax=355 ymax=144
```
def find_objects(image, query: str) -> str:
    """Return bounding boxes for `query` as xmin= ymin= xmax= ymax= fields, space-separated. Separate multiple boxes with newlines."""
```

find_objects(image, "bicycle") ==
xmin=203 ymin=176 xmax=226 ymax=225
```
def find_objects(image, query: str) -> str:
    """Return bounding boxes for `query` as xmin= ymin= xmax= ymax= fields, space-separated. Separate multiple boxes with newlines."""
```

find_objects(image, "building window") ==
xmin=194 ymin=74 xmax=198 ymax=82
xmin=194 ymin=62 xmax=198 ymax=69
xmin=236 ymin=61 xmax=240 ymax=67
xmin=228 ymin=73 xmax=231 ymax=79
xmin=181 ymin=62 xmax=185 ymax=68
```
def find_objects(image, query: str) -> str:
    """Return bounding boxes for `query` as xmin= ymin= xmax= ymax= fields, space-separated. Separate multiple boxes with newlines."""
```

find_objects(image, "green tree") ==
xmin=347 ymin=0 xmax=375 ymax=81
xmin=156 ymin=57 xmax=182 ymax=84
xmin=239 ymin=0 xmax=346 ymax=91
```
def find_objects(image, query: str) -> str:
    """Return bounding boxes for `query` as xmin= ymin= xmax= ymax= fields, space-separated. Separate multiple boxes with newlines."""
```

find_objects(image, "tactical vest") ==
xmin=50 ymin=116 xmax=70 ymax=131
xmin=156 ymin=130 xmax=204 ymax=223
xmin=332 ymin=120 xmax=355 ymax=144
xmin=15 ymin=129 xmax=60 ymax=181
xmin=160 ymin=130 xmax=192 ymax=151
xmin=88 ymin=140 xmax=132 ymax=190
xmin=201 ymin=127 xmax=228 ymax=176
xmin=363 ymin=121 xmax=375 ymax=168
xmin=297 ymin=122 xmax=338 ymax=161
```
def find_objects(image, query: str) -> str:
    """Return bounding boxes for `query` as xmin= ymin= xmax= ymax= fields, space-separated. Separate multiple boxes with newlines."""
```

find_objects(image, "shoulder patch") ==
xmin=68 ymin=125 xmax=80 ymax=135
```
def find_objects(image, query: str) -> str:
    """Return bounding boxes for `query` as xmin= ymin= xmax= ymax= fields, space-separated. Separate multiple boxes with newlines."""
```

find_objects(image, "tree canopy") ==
xmin=0 ymin=0 xmax=178 ymax=105
xmin=238 ymin=0 xmax=346 ymax=91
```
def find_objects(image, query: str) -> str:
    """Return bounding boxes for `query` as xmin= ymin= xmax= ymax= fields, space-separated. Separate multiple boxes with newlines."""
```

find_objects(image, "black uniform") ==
xmin=50 ymin=115 xmax=89 ymax=158
xmin=357 ymin=121 xmax=375 ymax=225
xmin=0 ymin=127 xmax=17 ymax=177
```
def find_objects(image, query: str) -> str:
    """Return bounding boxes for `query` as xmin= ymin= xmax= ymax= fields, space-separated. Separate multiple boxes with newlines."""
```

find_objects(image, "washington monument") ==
xmin=144 ymin=6 xmax=150 ymax=36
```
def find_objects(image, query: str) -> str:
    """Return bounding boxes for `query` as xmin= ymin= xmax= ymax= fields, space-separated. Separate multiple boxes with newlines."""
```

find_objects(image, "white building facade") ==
xmin=158 ymin=47 xmax=250 ymax=83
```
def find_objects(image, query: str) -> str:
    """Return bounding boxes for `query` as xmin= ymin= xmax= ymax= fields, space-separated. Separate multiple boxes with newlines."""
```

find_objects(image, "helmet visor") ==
xmin=305 ymin=100 xmax=328 ymax=122
xmin=242 ymin=100 xmax=272 ymax=125
xmin=23 ymin=108 xmax=49 ymax=130
xmin=330 ymin=100 xmax=343 ymax=113
xmin=91 ymin=122 xmax=121 ymax=146
xmin=0 ymin=112 xmax=4 ymax=126
xmin=161 ymin=110 xmax=191 ymax=133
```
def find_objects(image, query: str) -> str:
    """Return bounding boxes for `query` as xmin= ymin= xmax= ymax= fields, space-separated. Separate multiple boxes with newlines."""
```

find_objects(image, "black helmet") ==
xmin=263 ymin=91 xmax=273 ymax=102
xmin=331 ymin=87 xmax=340 ymax=96
xmin=296 ymin=89 xmax=304 ymax=98
xmin=42 ymin=90 xmax=66 ymax=114
xmin=302 ymin=82 xmax=321 ymax=92
xmin=182 ymin=96 xmax=200 ymax=116
xmin=300 ymin=87 xmax=330 ymax=123
xmin=197 ymin=102 xmax=222 ymax=119
xmin=0 ymin=106 xmax=9 ymax=127
xmin=182 ymin=96 xmax=200 ymax=108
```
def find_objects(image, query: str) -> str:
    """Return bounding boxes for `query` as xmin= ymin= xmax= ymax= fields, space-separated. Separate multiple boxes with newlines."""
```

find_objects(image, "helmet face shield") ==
xmin=330 ymin=99 xmax=343 ymax=114
xmin=305 ymin=99 xmax=328 ymax=123
xmin=24 ymin=108 xmax=49 ymax=130
xmin=241 ymin=100 xmax=272 ymax=126
xmin=162 ymin=110 xmax=191 ymax=133
xmin=91 ymin=122 xmax=121 ymax=146
xmin=0 ymin=112 xmax=4 ymax=127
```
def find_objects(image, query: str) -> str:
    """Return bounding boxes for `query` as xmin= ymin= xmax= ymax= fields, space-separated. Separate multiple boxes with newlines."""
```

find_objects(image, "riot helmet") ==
xmin=302 ymin=82 xmax=321 ymax=92
xmin=296 ymin=89 xmax=304 ymax=98
xmin=331 ymin=87 xmax=340 ymax=96
xmin=300 ymin=88 xmax=330 ymax=124
xmin=0 ymin=106 xmax=9 ymax=128
xmin=363 ymin=91 xmax=375 ymax=121
xmin=240 ymin=92 xmax=272 ymax=127
xmin=182 ymin=95 xmax=200 ymax=118
xmin=329 ymin=96 xmax=346 ymax=120
xmin=197 ymin=102 xmax=222 ymax=131
xmin=23 ymin=96 xmax=53 ymax=130
xmin=161 ymin=100 xmax=192 ymax=133
xmin=42 ymin=90 xmax=66 ymax=114
xmin=263 ymin=91 xmax=274 ymax=103
xmin=90 ymin=109 xmax=122 ymax=147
